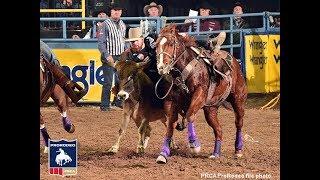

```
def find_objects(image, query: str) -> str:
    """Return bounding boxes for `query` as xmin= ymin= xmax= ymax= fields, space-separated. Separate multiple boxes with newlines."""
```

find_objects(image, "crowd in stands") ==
xmin=40 ymin=0 xmax=82 ymax=30
xmin=40 ymin=0 xmax=279 ymax=31
xmin=40 ymin=0 xmax=279 ymax=59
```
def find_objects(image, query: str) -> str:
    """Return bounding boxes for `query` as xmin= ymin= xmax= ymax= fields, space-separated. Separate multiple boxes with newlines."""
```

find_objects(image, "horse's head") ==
xmin=56 ymin=148 xmax=64 ymax=154
xmin=115 ymin=60 xmax=150 ymax=101
xmin=156 ymin=24 xmax=183 ymax=75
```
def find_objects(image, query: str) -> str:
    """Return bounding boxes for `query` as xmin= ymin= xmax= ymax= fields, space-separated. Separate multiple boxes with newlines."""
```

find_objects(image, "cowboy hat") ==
xmin=109 ymin=1 xmax=123 ymax=10
xmin=92 ymin=6 xmax=108 ymax=17
xmin=143 ymin=2 xmax=163 ymax=16
xmin=125 ymin=27 xmax=144 ymax=42
xmin=197 ymin=1 xmax=212 ymax=10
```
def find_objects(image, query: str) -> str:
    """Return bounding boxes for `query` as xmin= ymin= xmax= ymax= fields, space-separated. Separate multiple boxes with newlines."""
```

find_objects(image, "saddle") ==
xmin=190 ymin=46 xmax=233 ymax=74
xmin=190 ymin=46 xmax=233 ymax=107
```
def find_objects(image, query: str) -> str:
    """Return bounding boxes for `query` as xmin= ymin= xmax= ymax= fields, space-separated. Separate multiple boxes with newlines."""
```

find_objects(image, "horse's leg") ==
xmin=156 ymin=100 xmax=178 ymax=164
xmin=185 ymin=88 xmax=206 ymax=155
xmin=40 ymin=113 xmax=50 ymax=153
xmin=228 ymin=61 xmax=248 ymax=158
xmin=203 ymin=106 xmax=223 ymax=158
xmin=228 ymin=92 xmax=246 ymax=158
xmin=108 ymin=101 xmax=133 ymax=154
xmin=160 ymin=119 xmax=178 ymax=150
xmin=51 ymin=85 xmax=75 ymax=133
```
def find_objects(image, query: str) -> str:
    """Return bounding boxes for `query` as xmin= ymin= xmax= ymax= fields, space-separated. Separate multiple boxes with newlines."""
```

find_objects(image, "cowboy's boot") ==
xmin=44 ymin=59 xmax=86 ymax=103
xmin=209 ymin=32 xmax=226 ymax=54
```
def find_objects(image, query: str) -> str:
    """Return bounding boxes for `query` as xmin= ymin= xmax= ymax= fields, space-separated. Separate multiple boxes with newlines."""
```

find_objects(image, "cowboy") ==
xmin=143 ymin=2 xmax=163 ymax=35
xmin=40 ymin=40 xmax=86 ymax=103
xmin=120 ymin=27 xmax=159 ymax=84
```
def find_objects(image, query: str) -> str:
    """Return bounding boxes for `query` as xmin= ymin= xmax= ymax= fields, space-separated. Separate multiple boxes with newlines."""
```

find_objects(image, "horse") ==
xmin=55 ymin=148 xmax=72 ymax=166
xmin=107 ymin=59 xmax=181 ymax=154
xmin=40 ymin=55 xmax=75 ymax=153
xmin=154 ymin=24 xmax=247 ymax=164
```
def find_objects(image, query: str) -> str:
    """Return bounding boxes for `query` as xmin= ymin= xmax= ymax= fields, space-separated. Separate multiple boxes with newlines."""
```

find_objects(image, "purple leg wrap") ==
xmin=62 ymin=117 xmax=72 ymax=132
xmin=235 ymin=130 xmax=243 ymax=151
xmin=213 ymin=140 xmax=222 ymax=157
xmin=160 ymin=137 xmax=171 ymax=158
xmin=188 ymin=122 xmax=201 ymax=148
xmin=40 ymin=127 xmax=50 ymax=147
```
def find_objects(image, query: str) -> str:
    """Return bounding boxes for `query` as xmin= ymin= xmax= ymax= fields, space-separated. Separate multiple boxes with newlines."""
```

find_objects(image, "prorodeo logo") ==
xmin=48 ymin=139 xmax=77 ymax=176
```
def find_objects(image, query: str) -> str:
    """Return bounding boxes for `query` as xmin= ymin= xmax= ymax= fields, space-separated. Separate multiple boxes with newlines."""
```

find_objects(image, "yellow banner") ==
xmin=50 ymin=49 xmax=115 ymax=103
xmin=267 ymin=35 xmax=280 ymax=92
xmin=245 ymin=34 xmax=280 ymax=93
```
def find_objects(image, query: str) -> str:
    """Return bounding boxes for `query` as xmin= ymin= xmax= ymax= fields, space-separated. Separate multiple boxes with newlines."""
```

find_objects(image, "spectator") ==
xmin=40 ymin=0 xmax=49 ymax=9
xmin=223 ymin=2 xmax=249 ymax=30
xmin=274 ymin=17 xmax=280 ymax=27
xmin=55 ymin=0 xmax=69 ymax=9
xmin=270 ymin=16 xmax=280 ymax=28
xmin=72 ymin=8 xmax=108 ymax=39
xmin=84 ymin=8 xmax=108 ymax=39
xmin=198 ymin=1 xmax=221 ymax=32
xmin=143 ymin=2 xmax=163 ymax=35
xmin=40 ymin=0 xmax=49 ymax=29
xmin=233 ymin=2 xmax=249 ymax=29
xmin=143 ymin=2 xmax=163 ymax=17
xmin=55 ymin=0 xmax=81 ymax=29
xmin=180 ymin=2 xmax=225 ymax=53
xmin=62 ymin=0 xmax=74 ymax=9
xmin=183 ymin=1 xmax=221 ymax=32
xmin=97 ymin=2 xmax=126 ymax=111
xmin=223 ymin=2 xmax=250 ymax=59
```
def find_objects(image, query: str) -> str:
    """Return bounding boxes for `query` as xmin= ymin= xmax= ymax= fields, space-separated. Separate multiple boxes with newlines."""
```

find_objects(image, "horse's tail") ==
xmin=232 ymin=57 xmax=248 ymax=101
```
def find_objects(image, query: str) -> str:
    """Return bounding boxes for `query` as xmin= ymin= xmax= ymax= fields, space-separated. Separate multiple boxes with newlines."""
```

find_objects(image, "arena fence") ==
xmin=40 ymin=12 xmax=280 ymax=103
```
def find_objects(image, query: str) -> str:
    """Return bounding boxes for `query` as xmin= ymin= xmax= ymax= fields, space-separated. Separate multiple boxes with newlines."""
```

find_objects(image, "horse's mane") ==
xmin=158 ymin=24 xmax=197 ymax=47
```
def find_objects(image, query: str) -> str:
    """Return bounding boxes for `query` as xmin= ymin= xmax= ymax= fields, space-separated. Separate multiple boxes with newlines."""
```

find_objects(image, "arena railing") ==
xmin=40 ymin=11 xmax=279 ymax=58
xmin=40 ymin=0 xmax=86 ymax=29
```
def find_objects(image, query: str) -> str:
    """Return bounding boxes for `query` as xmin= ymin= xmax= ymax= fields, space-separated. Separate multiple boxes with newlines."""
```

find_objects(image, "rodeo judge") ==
xmin=97 ymin=2 xmax=126 ymax=111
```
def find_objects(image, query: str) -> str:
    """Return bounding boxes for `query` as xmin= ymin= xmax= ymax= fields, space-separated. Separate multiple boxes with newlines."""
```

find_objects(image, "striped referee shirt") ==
xmin=98 ymin=18 xmax=126 ymax=59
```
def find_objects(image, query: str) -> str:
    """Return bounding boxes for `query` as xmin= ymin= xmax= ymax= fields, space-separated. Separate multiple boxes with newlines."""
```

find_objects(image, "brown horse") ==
xmin=40 ymin=56 xmax=75 ymax=153
xmin=154 ymin=24 xmax=247 ymax=163
xmin=107 ymin=59 xmax=180 ymax=154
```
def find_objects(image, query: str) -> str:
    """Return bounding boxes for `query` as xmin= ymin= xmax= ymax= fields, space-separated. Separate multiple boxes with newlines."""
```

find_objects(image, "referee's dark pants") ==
xmin=100 ymin=55 xmax=122 ymax=110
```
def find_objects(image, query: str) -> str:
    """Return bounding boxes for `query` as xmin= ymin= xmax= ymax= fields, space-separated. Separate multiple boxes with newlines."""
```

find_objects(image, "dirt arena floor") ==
xmin=40 ymin=94 xmax=280 ymax=180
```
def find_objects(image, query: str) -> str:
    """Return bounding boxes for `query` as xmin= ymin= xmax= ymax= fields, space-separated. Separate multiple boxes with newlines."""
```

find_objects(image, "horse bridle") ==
xmin=157 ymin=33 xmax=188 ymax=73
xmin=155 ymin=33 xmax=190 ymax=99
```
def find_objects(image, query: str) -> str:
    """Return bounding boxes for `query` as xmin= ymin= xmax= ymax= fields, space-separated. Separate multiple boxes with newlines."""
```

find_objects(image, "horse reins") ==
xmin=155 ymin=33 xmax=189 ymax=99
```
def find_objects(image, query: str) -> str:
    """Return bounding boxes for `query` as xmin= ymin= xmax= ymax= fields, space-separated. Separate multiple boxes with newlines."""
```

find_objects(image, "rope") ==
xmin=155 ymin=75 xmax=174 ymax=99
xmin=260 ymin=93 xmax=280 ymax=110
